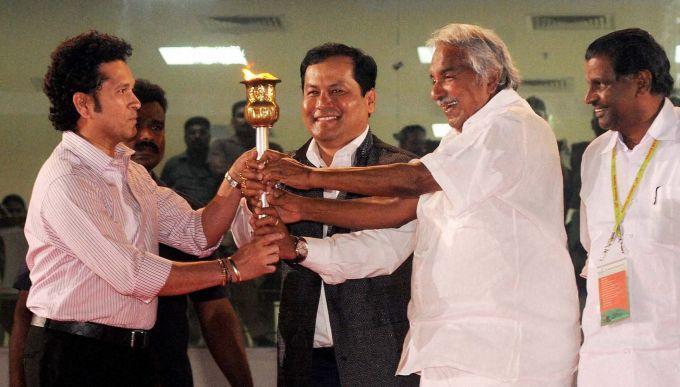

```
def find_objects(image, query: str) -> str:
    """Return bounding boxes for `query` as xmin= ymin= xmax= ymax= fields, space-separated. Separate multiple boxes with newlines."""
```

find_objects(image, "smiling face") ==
xmin=584 ymin=55 xmax=639 ymax=133
xmin=429 ymin=44 xmax=498 ymax=131
xmin=301 ymin=55 xmax=375 ymax=150
xmin=88 ymin=60 xmax=141 ymax=147
xmin=126 ymin=101 xmax=165 ymax=170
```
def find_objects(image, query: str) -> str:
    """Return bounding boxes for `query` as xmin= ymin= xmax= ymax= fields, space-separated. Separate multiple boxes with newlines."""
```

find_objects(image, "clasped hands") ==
xmin=229 ymin=149 xmax=316 ymax=262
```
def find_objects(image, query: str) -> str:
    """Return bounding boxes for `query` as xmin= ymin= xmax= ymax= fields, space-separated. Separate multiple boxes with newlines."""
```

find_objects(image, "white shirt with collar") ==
xmin=579 ymin=98 xmax=680 ymax=386
xmin=305 ymin=126 xmax=368 ymax=348
xmin=303 ymin=89 xmax=580 ymax=383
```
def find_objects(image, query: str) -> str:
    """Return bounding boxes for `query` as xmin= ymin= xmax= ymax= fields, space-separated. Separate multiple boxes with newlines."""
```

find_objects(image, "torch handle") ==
xmin=255 ymin=126 xmax=270 ymax=218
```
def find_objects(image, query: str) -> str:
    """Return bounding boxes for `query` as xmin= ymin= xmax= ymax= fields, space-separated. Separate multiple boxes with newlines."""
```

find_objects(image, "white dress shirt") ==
xmin=24 ymin=131 xmax=218 ymax=329
xmin=303 ymin=89 xmax=580 ymax=383
xmin=579 ymin=98 xmax=680 ymax=386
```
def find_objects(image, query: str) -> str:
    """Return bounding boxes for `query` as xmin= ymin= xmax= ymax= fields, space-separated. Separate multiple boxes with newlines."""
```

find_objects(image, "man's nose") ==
xmin=431 ymin=80 xmax=444 ymax=102
xmin=315 ymin=91 xmax=333 ymax=108
xmin=129 ymin=91 xmax=141 ymax=110
xmin=138 ymin=125 xmax=153 ymax=140
xmin=584 ymin=87 xmax=597 ymax=105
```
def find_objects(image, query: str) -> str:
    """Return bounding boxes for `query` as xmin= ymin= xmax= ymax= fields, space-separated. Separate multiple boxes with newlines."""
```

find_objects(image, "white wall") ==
xmin=2 ymin=0 xmax=680 ymax=199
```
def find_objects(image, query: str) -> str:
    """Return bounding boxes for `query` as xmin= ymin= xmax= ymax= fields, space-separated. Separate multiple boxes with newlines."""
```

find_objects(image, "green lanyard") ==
xmin=610 ymin=138 xmax=659 ymax=237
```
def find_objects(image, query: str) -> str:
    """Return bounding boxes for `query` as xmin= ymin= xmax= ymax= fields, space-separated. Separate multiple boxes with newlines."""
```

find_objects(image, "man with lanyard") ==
xmin=578 ymin=28 xmax=680 ymax=385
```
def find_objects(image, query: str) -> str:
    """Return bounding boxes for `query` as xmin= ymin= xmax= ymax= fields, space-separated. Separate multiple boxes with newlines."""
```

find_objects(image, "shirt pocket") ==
xmin=649 ymin=185 xmax=680 ymax=246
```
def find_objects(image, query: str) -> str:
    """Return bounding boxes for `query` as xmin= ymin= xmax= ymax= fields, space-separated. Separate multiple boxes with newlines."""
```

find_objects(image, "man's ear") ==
xmin=73 ymin=92 xmax=95 ymax=119
xmin=365 ymin=88 xmax=376 ymax=116
xmin=635 ymin=70 xmax=653 ymax=95
xmin=483 ymin=69 xmax=501 ymax=95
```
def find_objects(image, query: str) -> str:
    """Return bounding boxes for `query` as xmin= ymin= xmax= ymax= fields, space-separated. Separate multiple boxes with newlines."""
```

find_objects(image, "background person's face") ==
xmin=127 ymin=101 xmax=165 ymax=170
xmin=184 ymin=124 xmax=210 ymax=152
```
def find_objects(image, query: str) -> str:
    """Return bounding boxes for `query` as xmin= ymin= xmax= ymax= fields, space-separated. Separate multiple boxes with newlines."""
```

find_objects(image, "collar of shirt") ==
xmin=601 ymin=97 xmax=680 ymax=155
xmin=62 ymin=131 xmax=133 ymax=175
xmin=305 ymin=126 xmax=369 ymax=168
xmin=458 ymin=89 xmax=522 ymax=134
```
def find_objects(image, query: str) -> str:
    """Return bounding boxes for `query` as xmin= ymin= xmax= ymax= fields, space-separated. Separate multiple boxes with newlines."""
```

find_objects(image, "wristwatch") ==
xmin=292 ymin=236 xmax=308 ymax=264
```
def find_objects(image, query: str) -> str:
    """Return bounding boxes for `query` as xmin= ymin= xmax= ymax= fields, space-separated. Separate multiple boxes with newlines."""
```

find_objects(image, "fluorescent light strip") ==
xmin=418 ymin=46 xmax=434 ymax=64
xmin=159 ymin=46 xmax=247 ymax=65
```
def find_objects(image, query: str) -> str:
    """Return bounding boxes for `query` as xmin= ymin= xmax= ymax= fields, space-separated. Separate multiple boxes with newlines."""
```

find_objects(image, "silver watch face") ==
xmin=295 ymin=239 xmax=308 ymax=258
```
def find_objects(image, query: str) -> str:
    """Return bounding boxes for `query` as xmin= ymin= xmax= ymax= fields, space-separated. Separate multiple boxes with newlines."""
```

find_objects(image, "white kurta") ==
xmin=303 ymin=89 xmax=580 ymax=384
xmin=579 ymin=98 xmax=680 ymax=386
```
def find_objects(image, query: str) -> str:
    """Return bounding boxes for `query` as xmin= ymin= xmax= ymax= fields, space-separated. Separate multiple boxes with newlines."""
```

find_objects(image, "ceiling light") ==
xmin=418 ymin=46 xmax=434 ymax=64
xmin=158 ymin=46 xmax=247 ymax=65
xmin=432 ymin=123 xmax=453 ymax=138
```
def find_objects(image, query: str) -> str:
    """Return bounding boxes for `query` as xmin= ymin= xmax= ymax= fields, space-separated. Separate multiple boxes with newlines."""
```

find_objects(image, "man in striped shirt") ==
xmin=22 ymin=30 xmax=281 ymax=386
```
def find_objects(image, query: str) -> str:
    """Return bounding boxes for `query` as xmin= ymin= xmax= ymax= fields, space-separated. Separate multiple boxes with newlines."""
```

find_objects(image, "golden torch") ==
xmin=241 ymin=68 xmax=281 ymax=212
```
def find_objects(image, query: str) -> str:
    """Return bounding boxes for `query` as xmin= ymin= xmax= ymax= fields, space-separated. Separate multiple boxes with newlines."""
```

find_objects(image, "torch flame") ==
xmin=242 ymin=68 xmax=279 ymax=81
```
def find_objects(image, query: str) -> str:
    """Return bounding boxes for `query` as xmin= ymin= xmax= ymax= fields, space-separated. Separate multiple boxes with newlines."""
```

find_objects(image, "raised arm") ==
xmin=256 ymin=189 xmax=418 ymax=230
xmin=258 ymin=150 xmax=440 ymax=197
xmin=199 ymin=149 xmax=259 ymax=246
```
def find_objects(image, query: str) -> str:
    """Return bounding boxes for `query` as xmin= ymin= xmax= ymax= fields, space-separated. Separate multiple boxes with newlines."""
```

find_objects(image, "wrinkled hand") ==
xmin=250 ymin=215 xmax=296 ymax=260
xmin=253 ymin=188 xmax=304 ymax=224
xmin=230 ymin=232 xmax=283 ymax=281
xmin=257 ymin=150 xmax=314 ymax=190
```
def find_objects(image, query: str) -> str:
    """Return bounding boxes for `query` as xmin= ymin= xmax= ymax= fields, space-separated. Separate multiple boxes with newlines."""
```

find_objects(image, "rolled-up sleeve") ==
xmin=302 ymin=220 xmax=417 ymax=284
xmin=42 ymin=176 xmax=171 ymax=303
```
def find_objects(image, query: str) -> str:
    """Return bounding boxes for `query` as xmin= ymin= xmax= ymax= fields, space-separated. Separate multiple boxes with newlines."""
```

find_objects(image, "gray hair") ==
xmin=427 ymin=23 xmax=521 ymax=92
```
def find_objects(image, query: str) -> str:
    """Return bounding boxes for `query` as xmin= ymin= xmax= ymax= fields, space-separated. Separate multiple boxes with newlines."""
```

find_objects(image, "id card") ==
xmin=597 ymin=258 xmax=630 ymax=326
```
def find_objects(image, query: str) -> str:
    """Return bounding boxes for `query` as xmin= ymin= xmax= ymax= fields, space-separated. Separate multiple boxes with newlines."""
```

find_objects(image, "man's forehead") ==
xmin=186 ymin=124 xmax=208 ymax=133
xmin=304 ymin=57 xmax=355 ymax=85
xmin=99 ymin=60 xmax=134 ymax=84
xmin=585 ymin=55 xmax=616 ymax=77
xmin=138 ymin=102 xmax=165 ymax=121
xmin=430 ymin=45 xmax=470 ymax=72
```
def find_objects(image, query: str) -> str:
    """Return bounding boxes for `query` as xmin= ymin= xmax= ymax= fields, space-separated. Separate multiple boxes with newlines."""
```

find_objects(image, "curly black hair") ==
xmin=43 ymin=30 xmax=133 ymax=132
xmin=133 ymin=79 xmax=167 ymax=113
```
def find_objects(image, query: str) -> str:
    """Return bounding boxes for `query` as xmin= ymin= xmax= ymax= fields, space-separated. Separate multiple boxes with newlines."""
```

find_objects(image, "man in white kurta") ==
xmin=254 ymin=24 xmax=580 ymax=386
xmin=302 ymin=88 xmax=580 ymax=385
xmin=579 ymin=28 xmax=680 ymax=386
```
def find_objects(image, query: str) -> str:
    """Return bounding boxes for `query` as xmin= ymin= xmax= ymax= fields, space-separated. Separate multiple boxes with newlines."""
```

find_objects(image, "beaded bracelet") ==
xmin=217 ymin=258 xmax=231 ymax=285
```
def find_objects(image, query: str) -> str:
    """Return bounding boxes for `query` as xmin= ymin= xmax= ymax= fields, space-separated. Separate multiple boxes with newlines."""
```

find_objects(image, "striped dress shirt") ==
xmin=24 ymin=131 xmax=218 ymax=329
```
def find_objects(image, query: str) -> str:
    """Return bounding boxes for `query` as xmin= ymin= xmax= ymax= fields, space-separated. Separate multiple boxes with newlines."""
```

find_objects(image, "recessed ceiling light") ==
xmin=432 ymin=123 xmax=453 ymax=138
xmin=418 ymin=46 xmax=434 ymax=64
xmin=158 ymin=46 xmax=247 ymax=65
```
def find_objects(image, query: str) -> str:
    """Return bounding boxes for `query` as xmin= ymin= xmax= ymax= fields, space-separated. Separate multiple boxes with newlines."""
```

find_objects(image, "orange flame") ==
xmin=242 ymin=68 xmax=279 ymax=81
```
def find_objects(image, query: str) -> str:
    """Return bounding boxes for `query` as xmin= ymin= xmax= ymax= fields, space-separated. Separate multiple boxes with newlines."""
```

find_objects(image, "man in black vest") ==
xmin=233 ymin=43 xmax=418 ymax=386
